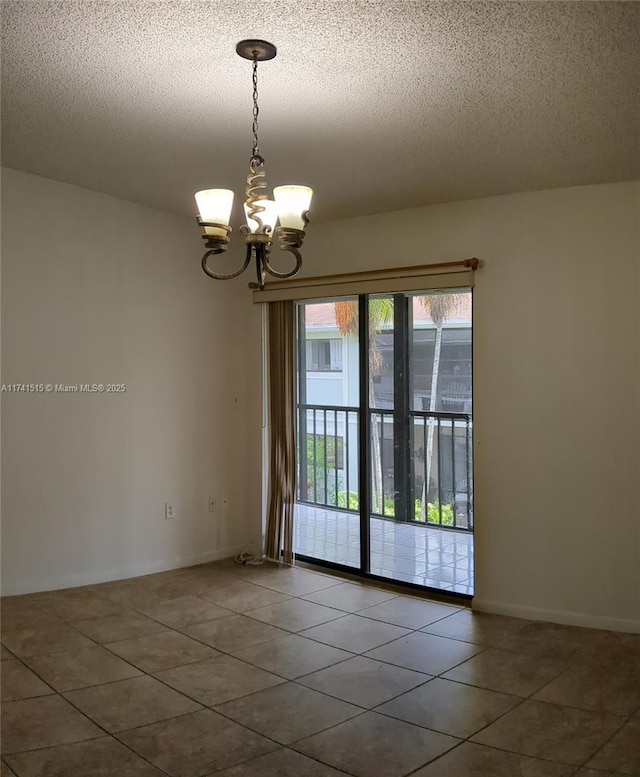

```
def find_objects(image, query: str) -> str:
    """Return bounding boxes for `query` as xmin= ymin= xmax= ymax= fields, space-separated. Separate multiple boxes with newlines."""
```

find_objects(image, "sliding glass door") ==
xmin=296 ymin=298 xmax=361 ymax=568
xmin=295 ymin=290 xmax=473 ymax=596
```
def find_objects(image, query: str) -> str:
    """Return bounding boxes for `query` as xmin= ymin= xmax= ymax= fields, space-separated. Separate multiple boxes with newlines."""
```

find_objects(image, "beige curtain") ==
xmin=264 ymin=300 xmax=296 ymax=564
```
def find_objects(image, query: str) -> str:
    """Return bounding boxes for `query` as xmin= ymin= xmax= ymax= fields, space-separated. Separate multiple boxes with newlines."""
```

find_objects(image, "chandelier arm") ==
xmin=262 ymin=245 xmax=303 ymax=279
xmin=255 ymin=243 xmax=267 ymax=288
xmin=201 ymin=245 xmax=251 ymax=280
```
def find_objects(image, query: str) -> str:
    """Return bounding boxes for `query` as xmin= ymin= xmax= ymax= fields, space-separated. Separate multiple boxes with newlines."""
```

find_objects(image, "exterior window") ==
xmin=306 ymin=339 xmax=342 ymax=372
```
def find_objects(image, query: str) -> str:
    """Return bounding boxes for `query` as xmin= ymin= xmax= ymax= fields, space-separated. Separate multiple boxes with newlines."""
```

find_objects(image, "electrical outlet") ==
xmin=165 ymin=502 xmax=175 ymax=520
xmin=208 ymin=497 xmax=217 ymax=513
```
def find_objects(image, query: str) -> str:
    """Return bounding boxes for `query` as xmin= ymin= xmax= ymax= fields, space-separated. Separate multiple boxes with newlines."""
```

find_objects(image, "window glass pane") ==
xmin=296 ymin=299 xmax=360 ymax=570
xmin=411 ymin=292 xmax=472 ymax=412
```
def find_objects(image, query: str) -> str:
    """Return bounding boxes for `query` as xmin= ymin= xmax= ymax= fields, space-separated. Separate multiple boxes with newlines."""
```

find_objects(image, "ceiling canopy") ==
xmin=2 ymin=1 xmax=638 ymax=224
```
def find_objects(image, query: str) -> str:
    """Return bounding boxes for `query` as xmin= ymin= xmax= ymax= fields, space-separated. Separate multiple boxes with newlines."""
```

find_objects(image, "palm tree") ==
xmin=418 ymin=292 xmax=464 ymax=519
xmin=335 ymin=297 xmax=393 ymax=513
xmin=334 ymin=292 xmax=465 ymax=521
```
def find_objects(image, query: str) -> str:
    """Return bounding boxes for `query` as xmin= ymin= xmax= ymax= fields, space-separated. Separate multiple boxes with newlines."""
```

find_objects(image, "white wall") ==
xmin=293 ymin=182 xmax=640 ymax=632
xmin=1 ymin=168 xmax=258 ymax=594
xmin=3 ymin=171 xmax=638 ymax=633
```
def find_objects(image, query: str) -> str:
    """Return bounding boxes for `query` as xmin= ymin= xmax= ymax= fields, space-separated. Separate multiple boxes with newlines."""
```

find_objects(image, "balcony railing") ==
xmin=411 ymin=409 xmax=473 ymax=530
xmin=297 ymin=402 xmax=473 ymax=531
xmin=297 ymin=404 xmax=359 ymax=508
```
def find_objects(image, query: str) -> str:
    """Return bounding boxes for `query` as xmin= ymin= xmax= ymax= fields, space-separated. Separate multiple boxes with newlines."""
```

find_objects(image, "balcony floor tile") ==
xmin=295 ymin=505 xmax=473 ymax=594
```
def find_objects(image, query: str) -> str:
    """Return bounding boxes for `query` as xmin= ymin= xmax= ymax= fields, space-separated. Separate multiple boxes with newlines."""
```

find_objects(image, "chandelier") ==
xmin=195 ymin=40 xmax=313 ymax=288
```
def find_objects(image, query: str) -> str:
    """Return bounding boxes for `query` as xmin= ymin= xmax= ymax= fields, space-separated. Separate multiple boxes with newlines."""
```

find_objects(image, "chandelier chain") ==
xmin=197 ymin=39 xmax=310 ymax=288
xmin=251 ymin=56 xmax=260 ymax=161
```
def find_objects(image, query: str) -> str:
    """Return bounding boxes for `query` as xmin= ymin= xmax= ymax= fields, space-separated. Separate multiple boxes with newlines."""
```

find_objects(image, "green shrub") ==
xmin=337 ymin=491 xmax=359 ymax=510
xmin=424 ymin=500 xmax=454 ymax=526
xmin=338 ymin=491 xmax=454 ymax=526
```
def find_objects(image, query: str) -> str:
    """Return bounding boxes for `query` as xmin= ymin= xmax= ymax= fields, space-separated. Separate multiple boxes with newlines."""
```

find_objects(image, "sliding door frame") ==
xmin=358 ymin=295 xmax=371 ymax=574
xmin=293 ymin=291 xmax=473 ymax=602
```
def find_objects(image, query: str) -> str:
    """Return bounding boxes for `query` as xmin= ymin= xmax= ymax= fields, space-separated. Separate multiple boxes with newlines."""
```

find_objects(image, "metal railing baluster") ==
xmin=334 ymin=409 xmax=339 ymax=507
xmin=295 ymin=402 xmax=473 ymax=533
xmin=437 ymin=416 xmax=442 ymax=526
xmin=313 ymin=408 xmax=317 ymax=503
xmin=451 ymin=418 xmax=457 ymax=528
xmin=323 ymin=408 xmax=328 ymax=503
xmin=422 ymin=415 xmax=427 ymax=519
xmin=345 ymin=410 xmax=351 ymax=503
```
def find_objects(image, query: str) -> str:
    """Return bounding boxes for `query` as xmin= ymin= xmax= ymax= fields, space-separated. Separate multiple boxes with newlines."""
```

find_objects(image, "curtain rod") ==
xmin=248 ymin=258 xmax=479 ymax=291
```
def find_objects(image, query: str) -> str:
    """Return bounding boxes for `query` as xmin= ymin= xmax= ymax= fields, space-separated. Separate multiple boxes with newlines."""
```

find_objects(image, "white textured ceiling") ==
xmin=2 ymin=1 xmax=638 ymax=224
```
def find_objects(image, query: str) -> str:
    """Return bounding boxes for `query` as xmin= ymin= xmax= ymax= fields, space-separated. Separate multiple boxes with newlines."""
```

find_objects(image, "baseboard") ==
xmin=472 ymin=597 xmax=640 ymax=634
xmin=0 ymin=545 xmax=244 ymax=596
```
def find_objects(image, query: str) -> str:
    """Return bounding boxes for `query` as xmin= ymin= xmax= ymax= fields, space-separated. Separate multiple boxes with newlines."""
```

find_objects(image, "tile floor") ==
xmin=295 ymin=503 xmax=474 ymax=595
xmin=2 ymin=560 xmax=640 ymax=776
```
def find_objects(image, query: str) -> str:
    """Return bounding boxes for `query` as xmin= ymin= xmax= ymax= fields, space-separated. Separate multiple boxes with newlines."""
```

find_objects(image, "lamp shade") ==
xmin=273 ymin=185 xmax=313 ymax=230
xmin=243 ymin=199 xmax=279 ymax=234
xmin=195 ymin=189 xmax=234 ymax=237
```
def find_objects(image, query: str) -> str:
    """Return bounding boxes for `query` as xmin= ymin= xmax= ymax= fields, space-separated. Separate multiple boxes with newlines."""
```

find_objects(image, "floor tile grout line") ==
xmin=10 ymin=612 xmax=636 ymax=774
xmin=529 ymin=669 xmax=639 ymax=718
xmin=155 ymin=645 xmax=357 ymax=686
xmin=239 ymin=604 xmax=359 ymax=629
xmin=3 ymin=569 xmax=487 ymax=773
xmin=401 ymin=738 xmax=587 ymax=777
xmin=4 ymin=579 xmax=635 ymax=681
xmin=416 ymin=616 xmax=640 ymax=668
xmin=284 ymin=717 xmax=437 ymax=776
xmin=4 ymin=594 xmax=180 ymax=656
xmin=2 ymin=646 xmax=77 ymax=697
xmin=237 ymin=597 xmax=464 ymax=634
xmin=2 ymin=568 xmax=353 ymax=629
xmin=22 ymin=634 xmax=318 ymax=769
xmin=114 ymin=601 xmax=388 ymax=719
xmin=373 ymin=676 xmax=528 ymax=744
xmin=358 ymin=637 xmax=490 ymax=675
xmin=354 ymin=609 xmax=464 ymax=632
xmin=202 ymin=688 xmax=372 ymax=764
xmin=128 ymin=579 xmax=490 ymax=712
xmin=282 ymin=707 xmax=372 ymax=749
xmin=1 ymin=732 xmax=107 ymax=762
xmin=291 ymin=619 xmax=414 ymax=654
xmin=8 ymin=583 xmax=380 ymax=688
xmin=5 ymin=730 xmax=176 ymax=777
xmin=459 ymin=656 xmax=609 ymax=747
xmin=145 ymin=598 xmax=453 ymax=702
xmin=4 ymin=614 xmax=239 ymax=703
xmin=46 ymin=605 xmax=254 ymax=776
xmin=3 ymin=562 xmax=638 ymax=776
xmin=4 ymin=589 xmax=521 ymax=699
xmin=401 ymin=739 xmax=465 ymax=777
xmin=173 ymin=616 xmax=312 ymax=653
xmin=369 ymin=671 xmax=525 ymax=720
xmin=439 ymin=666 xmax=636 ymax=771
xmin=568 ymin=702 xmax=636 ymax=774
xmin=450 ymin=639 xmax=615 ymax=704
xmin=6 ymin=619 xmax=171 ymax=692
xmin=361 ymin=622 xmax=639 ymax=765
xmin=213 ymin=743 xmax=355 ymax=777
xmin=289 ymin=668 xmax=435 ymax=713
